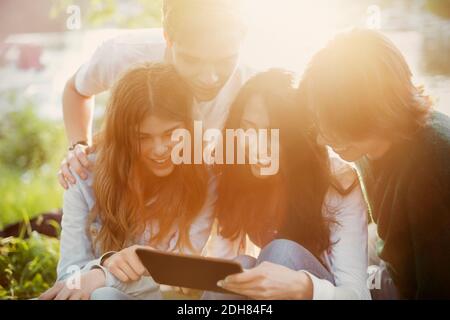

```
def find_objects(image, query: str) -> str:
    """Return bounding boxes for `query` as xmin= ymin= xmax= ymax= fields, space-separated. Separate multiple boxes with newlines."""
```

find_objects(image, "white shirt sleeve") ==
xmin=74 ymin=29 xmax=166 ymax=97
xmin=57 ymin=171 xmax=100 ymax=280
xmin=308 ymin=159 xmax=371 ymax=300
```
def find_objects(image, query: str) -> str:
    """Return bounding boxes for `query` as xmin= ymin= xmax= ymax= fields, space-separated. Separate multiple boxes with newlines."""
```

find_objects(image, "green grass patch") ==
xmin=0 ymin=166 xmax=63 ymax=230
xmin=0 ymin=232 xmax=59 ymax=300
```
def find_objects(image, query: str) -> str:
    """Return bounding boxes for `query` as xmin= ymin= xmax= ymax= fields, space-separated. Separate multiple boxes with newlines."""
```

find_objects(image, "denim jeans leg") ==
xmin=256 ymin=239 xmax=335 ymax=284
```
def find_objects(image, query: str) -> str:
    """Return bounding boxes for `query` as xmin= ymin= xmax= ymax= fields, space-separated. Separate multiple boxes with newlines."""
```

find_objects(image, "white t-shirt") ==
xmin=75 ymin=28 xmax=255 ymax=130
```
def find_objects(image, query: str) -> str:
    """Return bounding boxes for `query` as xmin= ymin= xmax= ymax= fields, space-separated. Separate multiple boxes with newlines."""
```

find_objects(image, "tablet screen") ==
xmin=136 ymin=248 xmax=243 ymax=294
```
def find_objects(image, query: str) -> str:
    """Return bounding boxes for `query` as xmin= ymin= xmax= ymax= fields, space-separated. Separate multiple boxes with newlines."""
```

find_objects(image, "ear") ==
xmin=163 ymin=30 xmax=173 ymax=48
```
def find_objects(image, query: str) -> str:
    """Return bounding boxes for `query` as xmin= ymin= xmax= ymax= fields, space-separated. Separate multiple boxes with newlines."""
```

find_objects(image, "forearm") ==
xmin=63 ymin=75 xmax=94 ymax=145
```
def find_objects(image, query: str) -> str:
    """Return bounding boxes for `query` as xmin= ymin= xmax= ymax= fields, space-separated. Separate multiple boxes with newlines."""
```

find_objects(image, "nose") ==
xmin=152 ymin=139 xmax=169 ymax=157
xmin=197 ymin=65 xmax=219 ymax=87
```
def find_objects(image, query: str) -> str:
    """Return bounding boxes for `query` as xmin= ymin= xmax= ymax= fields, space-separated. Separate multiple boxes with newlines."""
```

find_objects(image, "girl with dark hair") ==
xmin=207 ymin=70 xmax=370 ymax=300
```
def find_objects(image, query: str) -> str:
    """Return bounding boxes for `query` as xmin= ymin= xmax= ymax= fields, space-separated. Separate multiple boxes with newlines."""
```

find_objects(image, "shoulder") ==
xmin=328 ymin=149 xmax=358 ymax=192
xmin=401 ymin=111 xmax=450 ymax=186
xmin=324 ymin=150 xmax=367 ymax=220
xmin=106 ymin=28 xmax=165 ymax=50
xmin=237 ymin=65 xmax=259 ymax=82
xmin=99 ymin=28 xmax=166 ymax=61
xmin=421 ymin=111 xmax=450 ymax=164
xmin=75 ymin=29 xmax=166 ymax=96
xmin=64 ymin=154 xmax=97 ymax=205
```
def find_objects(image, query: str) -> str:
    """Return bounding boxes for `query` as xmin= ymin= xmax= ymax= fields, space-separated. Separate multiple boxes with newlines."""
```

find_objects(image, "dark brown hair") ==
xmin=216 ymin=69 xmax=337 ymax=257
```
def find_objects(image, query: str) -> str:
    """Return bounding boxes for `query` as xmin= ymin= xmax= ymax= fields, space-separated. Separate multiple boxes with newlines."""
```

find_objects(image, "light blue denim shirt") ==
xmin=56 ymin=156 xmax=225 ymax=298
xmin=57 ymin=167 xmax=164 ymax=297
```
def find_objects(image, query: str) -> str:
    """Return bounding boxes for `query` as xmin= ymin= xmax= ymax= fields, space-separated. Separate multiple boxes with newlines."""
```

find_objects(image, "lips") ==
xmin=149 ymin=156 xmax=172 ymax=169
xmin=192 ymin=83 xmax=222 ymax=96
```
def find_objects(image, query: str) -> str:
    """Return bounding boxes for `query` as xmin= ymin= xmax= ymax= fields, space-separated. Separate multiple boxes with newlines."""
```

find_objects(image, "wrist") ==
xmin=291 ymin=271 xmax=313 ymax=300
xmin=90 ymin=268 xmax=106 ymax=287
xmin=68 ymin=140 xmax=89 ymax=151
xmin=100 ymin=251 xmax=117 ymax=267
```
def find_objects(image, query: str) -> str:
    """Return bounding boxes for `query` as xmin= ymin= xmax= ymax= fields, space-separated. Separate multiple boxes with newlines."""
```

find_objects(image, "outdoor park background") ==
xmin=0 ymin=0 xmax=449 ymax=299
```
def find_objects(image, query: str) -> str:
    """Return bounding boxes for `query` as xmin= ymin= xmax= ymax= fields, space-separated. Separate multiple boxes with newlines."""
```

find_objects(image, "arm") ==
xmin=63 ymin=75 xmax=94 ymax=148
xmin=407 ymin=167 xmax=450 ymax=299
xmin=56 ymin=171 xmax=104 ymax=280
xmin=58 ymin=36 xmax=139 ymax=188
xmin=58 ymin=75 xmax=94 ymax=189
xmin=307 ymin=181 xmax=371 ymax=300
xmin=220 ymin=167 xmax=371 ymax=300
xmin=56 ymin=170 xmax=156 ymax=297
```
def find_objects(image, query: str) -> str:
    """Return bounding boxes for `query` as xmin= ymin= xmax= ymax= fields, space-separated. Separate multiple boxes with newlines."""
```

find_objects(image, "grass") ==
xmin=0 ymin=165 xmax=63 ymax=231
xmin=0 ymin=231 xmax=60 ymax=300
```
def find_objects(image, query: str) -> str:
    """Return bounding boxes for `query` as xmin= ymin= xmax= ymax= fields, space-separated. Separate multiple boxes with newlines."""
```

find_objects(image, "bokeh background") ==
xmin=0 ymin=0 xmax=449 ymax=299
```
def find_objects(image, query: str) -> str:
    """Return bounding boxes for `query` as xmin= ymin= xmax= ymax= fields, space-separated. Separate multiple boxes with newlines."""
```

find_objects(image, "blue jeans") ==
xmin=202 ymin=239 xmax=335 ymax=300
xmin=90 ymin=287 xmax=163 ymax=300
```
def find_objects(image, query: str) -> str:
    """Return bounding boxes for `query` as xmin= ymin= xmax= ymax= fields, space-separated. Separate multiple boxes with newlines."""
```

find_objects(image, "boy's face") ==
xmin=168 ymin=27 xmax=243 ymax=102
xmin=316 ymin=129 xmax=392 ymax=162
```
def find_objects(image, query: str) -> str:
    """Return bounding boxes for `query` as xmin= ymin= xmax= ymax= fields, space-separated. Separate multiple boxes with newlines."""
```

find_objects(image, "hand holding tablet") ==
xmin=135 ymin=247 xmax=243 ymax=294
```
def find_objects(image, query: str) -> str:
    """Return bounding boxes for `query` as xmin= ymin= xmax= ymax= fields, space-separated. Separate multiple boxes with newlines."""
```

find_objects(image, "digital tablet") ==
xmin=135 ymin=248 xmax=243 ymax=294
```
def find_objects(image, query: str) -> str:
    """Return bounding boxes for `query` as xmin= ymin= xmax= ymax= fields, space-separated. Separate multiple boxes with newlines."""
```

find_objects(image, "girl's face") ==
xmin=240 ymin=95 xmax=274 ymax=179
xmin=139 ymin=115 xmax=184 ymax=177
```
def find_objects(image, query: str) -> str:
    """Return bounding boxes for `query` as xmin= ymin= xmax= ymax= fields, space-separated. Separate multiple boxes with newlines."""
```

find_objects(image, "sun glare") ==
xmin=241 ymin=0 xmax=362 ymax=72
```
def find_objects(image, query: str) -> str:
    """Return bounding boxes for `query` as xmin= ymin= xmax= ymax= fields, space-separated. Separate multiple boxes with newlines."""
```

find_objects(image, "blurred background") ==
xmin=0 ymin=0 xmax=449 ymax=299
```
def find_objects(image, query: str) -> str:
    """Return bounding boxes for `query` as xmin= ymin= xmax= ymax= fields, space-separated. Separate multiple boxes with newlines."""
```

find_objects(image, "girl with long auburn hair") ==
xmin=205 ymin=70 xmax=370 ymax=300
xmin=41 ymin=63 xmax=237 ymax=300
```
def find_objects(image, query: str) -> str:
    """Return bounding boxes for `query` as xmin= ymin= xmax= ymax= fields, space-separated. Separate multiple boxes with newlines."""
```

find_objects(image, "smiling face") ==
xmin=166 ymin=5 xmax=244 ymax=102
xmin=139 ymin=115 xmax=184 ymax=177
xmin=170 ymin=32 xmax=242 ymax=102
xmin=240 ymin=95 xmax=275 ymax=179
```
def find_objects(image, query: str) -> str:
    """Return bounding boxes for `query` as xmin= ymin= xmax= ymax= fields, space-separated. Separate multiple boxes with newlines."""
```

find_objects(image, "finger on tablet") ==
xmin=126 ymin=250 xmax=147 ymax=276
xmin=224 ymin=269 xmax=259 ymax=284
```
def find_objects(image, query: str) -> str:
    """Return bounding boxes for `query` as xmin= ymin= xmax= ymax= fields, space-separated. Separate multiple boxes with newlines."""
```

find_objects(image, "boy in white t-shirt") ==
xmin=59 ymin=0 xmax=253 ymax=188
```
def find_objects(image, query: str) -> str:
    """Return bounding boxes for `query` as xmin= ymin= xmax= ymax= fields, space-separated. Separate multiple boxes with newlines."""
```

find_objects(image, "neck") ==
xmin=367 ymin=140 xmax=392 ymax=160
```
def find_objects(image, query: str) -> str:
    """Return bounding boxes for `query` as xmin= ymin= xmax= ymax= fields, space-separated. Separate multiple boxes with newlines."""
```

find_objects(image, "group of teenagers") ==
xmin=39 ymin=0 xmax=449 ymax=300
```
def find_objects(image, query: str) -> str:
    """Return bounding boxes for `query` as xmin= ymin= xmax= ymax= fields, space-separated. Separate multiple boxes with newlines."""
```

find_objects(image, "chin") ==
xmin=151 ymin=167 xmax=175 ymax=177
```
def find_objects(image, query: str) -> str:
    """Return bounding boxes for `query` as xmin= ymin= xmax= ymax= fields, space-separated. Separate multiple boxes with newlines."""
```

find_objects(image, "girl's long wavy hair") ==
xmin=216 ymin=70 xmax=342 ymax=258
xmin=88 ymin=63 xmax=208 ymax=254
